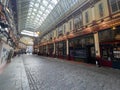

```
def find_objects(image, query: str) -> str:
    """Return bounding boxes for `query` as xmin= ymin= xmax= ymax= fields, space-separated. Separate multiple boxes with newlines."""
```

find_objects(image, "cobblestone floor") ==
xmin=0 ymin=55 xmax=120 ymax=90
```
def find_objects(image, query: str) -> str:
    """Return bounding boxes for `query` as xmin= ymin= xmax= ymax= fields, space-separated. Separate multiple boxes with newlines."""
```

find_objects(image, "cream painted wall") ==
xmin=65 ymin=22 xmax=69 ymax=33
xmin=94 ymin=0 xmax=109 ymax=20
xmin=63 ymin=23 xmax=65 ymax=35
xmin=82 ymin=8 xmax=93 ymax=25
xmin=40 ymin=0 xmax=110 ymax=42
xmin=68 ymin=18 xmax=74 ymax=31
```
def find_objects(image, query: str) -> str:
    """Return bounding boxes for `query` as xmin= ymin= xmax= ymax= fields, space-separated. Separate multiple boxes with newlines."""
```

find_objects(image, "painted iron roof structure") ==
xmin=17 ymin=0 xmax=85 ymax=37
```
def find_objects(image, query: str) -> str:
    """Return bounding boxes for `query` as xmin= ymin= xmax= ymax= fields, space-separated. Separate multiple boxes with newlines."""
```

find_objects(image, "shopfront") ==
xmin=55 ymin=41 xmax=66 ymax=59
xmin=48 ymin=44 xmax=54 ymax=57
xmin=69 ymin=34 xmax=95 ymax=63
xmin=39 ymin=45 xmax=47 ymax=56
xmin=99 ymin=27 xmax=120 ymax=69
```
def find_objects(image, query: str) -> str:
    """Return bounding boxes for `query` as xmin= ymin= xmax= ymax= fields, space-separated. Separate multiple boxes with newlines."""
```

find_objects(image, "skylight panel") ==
xmin=43 ymin=0 xmax=48 ymax=6
xmin=36 ymin=14 xmax=40 ymax=17
xmin=40 ymin=6 xmax=45 ymax=11
xmin=22 ymin=0 xmax=60 ymax=33
xmin=52 ymin=0 xmax=58 ymax=4
xmin=33 ymin=8 xmax=37 ymax=12
xmin=27 ymin=16 xmax=30 ymax=19
xmin=30 ymin=4 xmax=33 ymax=7
xmin=48 ymin=5 xmax=53 ymax=10
xmin=34 ymin=3 xmax=39 ymax=7
xmin=21 ymin=32 xmax=39 ymax=37
xmin=38 ymin=11 xmax=42 ymax=14
xmin=32 ymin=12 xmax=36 ymax=15
xmin=45 ymin=10 xmax=50 ymax=14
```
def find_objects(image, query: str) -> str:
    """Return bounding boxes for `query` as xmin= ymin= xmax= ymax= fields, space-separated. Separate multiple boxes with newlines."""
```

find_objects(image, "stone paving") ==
xmin=0 ymin=56 xmax=30 ymax=90
xmin=0 ymin=55 xmax=120 ymax=90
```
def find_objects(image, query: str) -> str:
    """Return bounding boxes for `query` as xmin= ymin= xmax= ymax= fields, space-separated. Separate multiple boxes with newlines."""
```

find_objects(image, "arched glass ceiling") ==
xmin=17 ymin=0 xmax=60 ymax=33
xmin=37 ymin=0 xmax=85 ymax=34
xmin=26 ymin=0 xmax=59 ymax=28
xmin=17 ymin=0 xmax=86 ymax=37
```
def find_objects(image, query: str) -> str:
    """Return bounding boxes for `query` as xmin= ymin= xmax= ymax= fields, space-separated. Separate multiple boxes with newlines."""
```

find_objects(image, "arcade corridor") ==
xmin=0 ymin=55 xmax=120 ymax=90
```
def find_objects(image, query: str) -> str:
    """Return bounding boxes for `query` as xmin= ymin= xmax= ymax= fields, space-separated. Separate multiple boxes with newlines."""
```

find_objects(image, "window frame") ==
xmin=109 ymin=0 xmax=120 ymax=14
xmin=98 ymin=2 xmax=104 ymax=18
xmin=74 ymin=14 xmax=82 ymax=30
xmin=85 ymin=11 xmax=89 ymax=24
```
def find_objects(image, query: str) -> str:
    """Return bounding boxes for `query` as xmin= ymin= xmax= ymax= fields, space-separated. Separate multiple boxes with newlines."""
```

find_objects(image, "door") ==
xmin=100 ymin=45 xmax=112 ymax=67
xmin=86 ymin=45 xmax=96 ymax=64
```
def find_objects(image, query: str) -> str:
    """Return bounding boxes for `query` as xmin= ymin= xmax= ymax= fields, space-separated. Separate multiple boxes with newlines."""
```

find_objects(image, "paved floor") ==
xmin=0 ymin=55 xmax=120 ymax=90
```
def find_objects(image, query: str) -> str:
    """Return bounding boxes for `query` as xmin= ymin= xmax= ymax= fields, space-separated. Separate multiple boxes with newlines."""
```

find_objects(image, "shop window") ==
xmin=114 ymin=28 xmax=120 ymax=40
xmin=91 ymin=47 xmax=95 ymax=57
xmin=98 ymin=3 xmax=104 ymax=17
xmin=109 ymin=0 xmax=120 ymax=13
xmin=85 ymin=36 xmax=94 ymax=45
xmin=74 ymin=14 xmax=82 ymax=30
xmin=113 ymin=47 xmax=120 ymax=59
xmin=69 ymin=41 xmax=74 ymax=47
xmin=85 ymin=11 xmax=89 ymax=24
xmin=99 ymin=30 xmax=113 ymax=42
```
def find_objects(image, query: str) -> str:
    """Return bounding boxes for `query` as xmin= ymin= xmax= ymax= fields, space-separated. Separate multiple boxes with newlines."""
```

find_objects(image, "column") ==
xmin=91 ymin=6 xmax=95 ymax=20
xmin=53 ymin=43 xmax=56 ymax=57
xmin=66 ymin=39 xmax=69 ymax=60
xmin=94 ymin=32 xmax=101 ymax=66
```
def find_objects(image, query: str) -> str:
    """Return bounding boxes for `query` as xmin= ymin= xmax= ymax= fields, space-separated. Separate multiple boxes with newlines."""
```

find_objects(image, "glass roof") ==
xmin=17 ymin=0 xmax=59 ymax=34
xmin=26 ymin=0 xmax=58 ymax=28
xmin=17 ymin=0 xmax=85 ymax=37
xmin=39 ymin=0 xmax=81 ymax=33
xmin=21 ymin=30 xmax=39 ymax=37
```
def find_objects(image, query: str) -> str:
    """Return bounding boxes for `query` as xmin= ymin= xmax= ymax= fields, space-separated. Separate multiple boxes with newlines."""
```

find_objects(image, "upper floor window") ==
xmin=85 ymin=11 xmax=89 ymax=23
xmin=63 ymin=24 xmax=66 ymax=34
xmin=74 ymin=14 xmax=82 ymax=30
xmin=58 ymin=26 xmax=63 ymax=36
xmin=70 ymin=21 xmax=72 ymax=31
xmin=98 ymin=3 xmax=104 ymax=17
xmin=109 ymin=0 xmax=120 ymax=13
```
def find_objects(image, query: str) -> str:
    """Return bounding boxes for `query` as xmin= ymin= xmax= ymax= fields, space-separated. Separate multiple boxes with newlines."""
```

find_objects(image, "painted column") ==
xmin=53 ymin=42 xmax=56 ymax=57
xmin=94 ymin=32 xmax=100 ymax=57
xmin=66 ymin=39 xmax=69 ymax=60
xmin=91 ymin=6 xmax=95 ymax=20
xmin=92 ymin=5 xmax=101 ymax=65
xmin=94 ymin=32 xmax=101 ymax=66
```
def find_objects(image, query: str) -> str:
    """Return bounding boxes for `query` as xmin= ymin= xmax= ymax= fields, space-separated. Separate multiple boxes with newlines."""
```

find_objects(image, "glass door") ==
xmin=112 ymin=44 xmax=120 ymax=69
